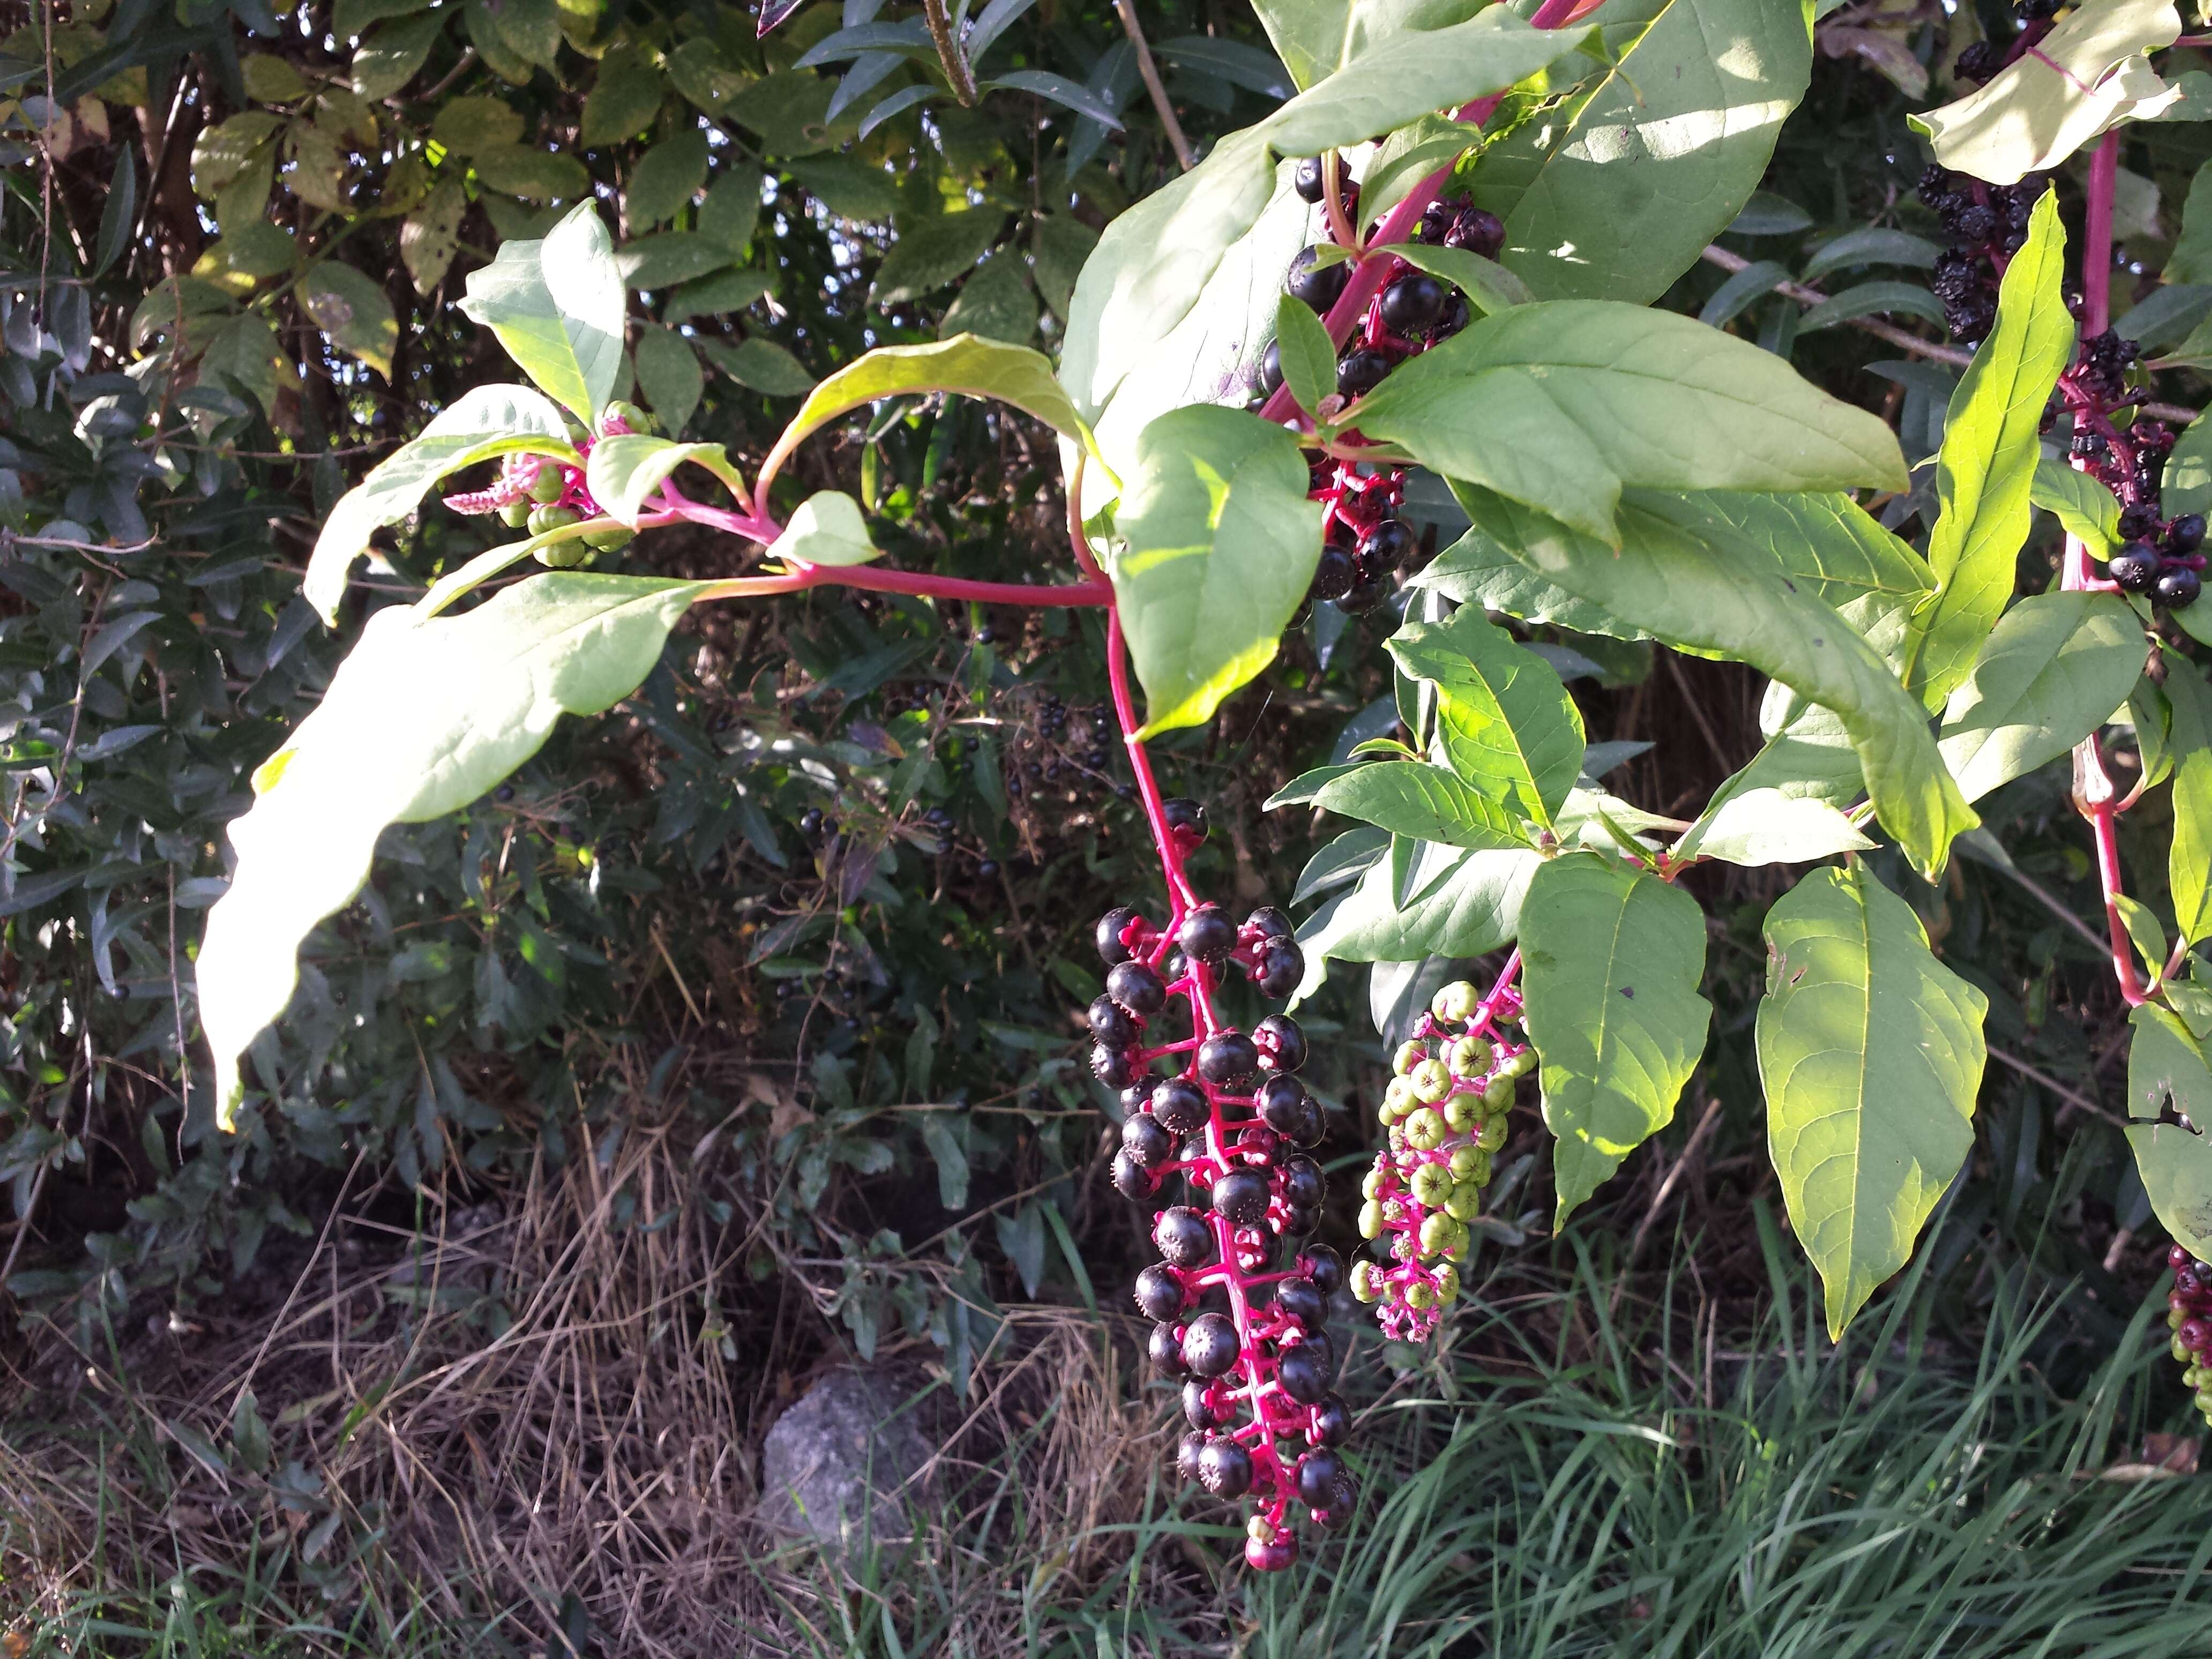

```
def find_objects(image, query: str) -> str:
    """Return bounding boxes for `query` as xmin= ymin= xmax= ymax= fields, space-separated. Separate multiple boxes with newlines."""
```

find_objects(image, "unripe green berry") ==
xmin=2172 ymin=1309 xmax=2188 ymax=1330
xmin=528 ymin=503 xmax=581 ymax=536
xmin=1448 ymin=1145 xmax=1482 ymax=1180
xmin=1441 ymin=1093 xmax=1479 ymax=1132
xmin=1358 ymin=1199 xmax=1386 ymax=1240
xmin=1350 ymin=1259 xmax=1384 ymax=1303
xmin=499 ymin=500 xmax=531 ymax=528
xmin=535 ymin=540 xmax=592 ymax=569
xmin=1410 ymin=1058 xmax=1453 ymax=1104
xmin=1404 ymin=1107 xmax=1446 ymax=1151
xmin=1447 ymin=1034 xmax=1493 ymax=1075
xmin=1382 ymin=1076 xmax=1419 ymax=1123
xmin=1418 ymin=1212 xmax=1455 ymax=1259
xmin=1411 ymin=1163 xmax=1453 ymax=1207
xmin=1404 ymin=1279 xmax=1437 ymax=1310
xmin=584 ymin=525 xmax=636 ymax=554
xmin=2179 ymin=1336 xmax=2196 ymax=1363
xmin=528 ymin=465 xmax=566 ymax=504
xmin=1393 ymin=1040 xmax=1428 ymax=1077
xmin=1446 ymin=1175 xmax=1485 ymax=1221
xmin=1504 ymin=1048 xmax=1536 ymax=1079
xmin=1431 ymin=980 xmax=1477 ymax=1023
xmin=1477 ymin=1116 xmax=1508 ymax=1152
xmin=1362 ymin=1166 xmax=1387 ymax=1201
xmin=1441 ymin=1218 xmax=1470 ymax=1259
xmin=1482 ymin=1073 xmax=1515 ymax=1113
xmin=1434 ymin=1262 xmax=1460 ymax=1303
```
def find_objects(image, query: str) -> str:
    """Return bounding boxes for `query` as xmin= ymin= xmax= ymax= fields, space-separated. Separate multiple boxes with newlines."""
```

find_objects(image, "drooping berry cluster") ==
xmin=1096 ymin=800 xmax=1354 ymax=1571
xmin=1250 ymin=155 xmax=1496 ymax=614
xmin=1920 ymin=164 xmax=2046 ymax=344
xmin=442 ymin=400 xmax=658 ymax=566
xmin=1953 ymin=0 xmax=2064 ymax=85
xmin=2167 ymin=1243 xmax=2212 ymax=1426
xmin=1350 ymin=972 xmax=1529 ymax=1340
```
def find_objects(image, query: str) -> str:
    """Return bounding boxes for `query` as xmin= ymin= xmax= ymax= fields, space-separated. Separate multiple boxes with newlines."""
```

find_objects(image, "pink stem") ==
xmin=1254 ymin=0 xmax=1587 ymax=426
xmin=2085 ymin=131 xmax=2117 ymax=339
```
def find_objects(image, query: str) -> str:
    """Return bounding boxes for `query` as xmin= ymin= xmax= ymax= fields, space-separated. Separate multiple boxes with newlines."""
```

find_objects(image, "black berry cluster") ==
xmin=1252 ymin=158 xmax=1496 ymax=614
xmin=1953 ymin=0 xmax=2064 ymax=84
xmin=1004 ymin=690 xmax=1124 ymax=803
xmin=2169 ymin=1243 xmax=2212 ymax=1425
xmin=1351 ymin=973 xmax=1529 ymax=1339
xmin=1920 ymin=165 xmax=2045 ymax=343
xmin=1095 ymin=801 xmax=1353 ymax=1571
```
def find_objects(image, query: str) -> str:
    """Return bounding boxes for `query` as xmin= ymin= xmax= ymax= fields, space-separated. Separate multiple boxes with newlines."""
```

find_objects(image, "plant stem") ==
xmin=2085 ymin=131 xmax=2117 ymax=339
xmin=921 ymin=0 xmax=978 ymax=107
xmin=1112 ymin=0 xmax=1193 ymax=171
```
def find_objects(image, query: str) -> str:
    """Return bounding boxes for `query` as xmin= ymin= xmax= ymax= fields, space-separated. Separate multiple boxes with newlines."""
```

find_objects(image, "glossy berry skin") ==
xmin=1254 ymin=1013 xmax=1308 ymax=1074
xmin=1182 ymin=1312 xmax=1240 ymax=1378
xmin=1162 ymin=796 xmax=1208 ymax=848
xmin=1152 ymin=1323 xmax=1191 ymax=1378
xmin=1273 ymin=1275 xmax=1326 ymax=1329
xmin=1337 ymin=348 xmax=1391 ymax=400
xmin=1089 ymin=996 xmax=1137 ymax=1048
xmin=1277 ymin=1345 xmax=1329 ymax=1404
xmin=1246 ymin=1533 xmax=1297 ymax=1572
xmin=1359 ymin=519 xmax=1415 ymax=572
xmin=1110 ymin=1149 xmax=1158 ymax=1200
xmin=1154 ymin=1205 xmax=1214 ymax=1268
xmin=2109 ymin=545 xmax=2162 ymax=592
xmin=1311 ymin=544 xmax=1357 ymax=601
xmin=1292 ymin=155 xmax=1326 ymax=203
xmin=2171 ymin=513 xmax=2207 ymax=553
xmin=1184 ymin=1377 xmax=1230 ymax=1429
xmin=1304 ymin=1245 xmax=1344 ymax=1297
xmin=1255 ymin=940 xmax=1307 ymax=999
xmin=1122 ymin=1112 xmax=1174 ymax=1169
xmin=1253 ymin=340 xmax=1283 ymax=398
xmin=1281 ymin=1154 xmax=1326 ymax=1209
xmin=1212 ymin=1167 xmax=1273 ymax=1226
xmin=1091 ymin=1044 xmax=1139 ymax=1088
xmin=1107 ymin=960 xmax=1168 ymax=1017
xmin=2158 ymin=566 xmax=2202 ymax=608
xmin=1296 ymin=1448 xmax=1346 ymax=1507
xmin=1287 ymin=245 xmax=1351 ymax=312
xmin=1176 ymin=1430 xmax=1210 ymax=1482
xmin=1444 ymin=206 xmax=1505 ymax=259
xmin=1310 ymin=1393 xmax=1352 ymax=1447
xmin=1152 ymin=1077 xmax=1210 ymax=1135
xmin=1179 ymin=905 xmax=1239 ymax=966
xmin=1095 ymin=906 xmax=1140 ymax=965
xmin=1197 ymin=1436 xmax=1254 ymax=1497
xmin=1134 ymin=1264 xmax=1189 ymax=1322
xmin=1258 ymin=1075 xmax=1311 ymax=1137
xmin=1378 ymin=273 xmax=1447 ymax=334
xmin=1198 ymin=1033 xmax=1261 ymax=1088
xmin=1247 ymin=906 xmax=1294 ymax=942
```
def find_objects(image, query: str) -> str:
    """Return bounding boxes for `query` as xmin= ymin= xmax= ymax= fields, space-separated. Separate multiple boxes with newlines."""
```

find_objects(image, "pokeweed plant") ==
xmin=191 ymin=0 xmax=2212 ymax=1563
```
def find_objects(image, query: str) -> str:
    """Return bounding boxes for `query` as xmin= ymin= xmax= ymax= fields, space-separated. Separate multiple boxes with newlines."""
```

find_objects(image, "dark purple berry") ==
xmin=1095 ymin=906 xmax=1140 ymax=965
xmin=1179 ymin=905 xmax=1238 ymax=966
xmin=1359 ymin=519 xmax=1415 ymax=572
xmin=1198 ymin=1032 xmax=1261 ymax=1088
xmin=1286 ymin=245 xmax=1350 ymax=312
xmin=1111 ymin=1149 xmax=1159 ymax=1200
xmin=1258 ymin=1075 xmax=1311 ymax=1137
xmin=1134 ymin=1263 xmax=1189 ymax=1322
xmin=1277 ymin=1344 xmax=1328 ymax=1403
xmin=1197 ymin=1435 xmax=1253 ymax=1497
xmin=1445 ymin=206 xmax=1504 ymax=259
xmin=1296 ymin=1448 xmax=1345 ymax=1507
xmin=1281 ymin=1153 xmax=1326 ymax=1209
xmin=1150 ymin=1077 xmax=1209 ymax=1135
xmin=2109 ymin=546 xmax=2161 ymax=593
xmin=1176 ymin=1428 xmax=1209 ymax=1481
xmin=1092 ymin=1043 xmax=1139 ymax=1088
xmin=1162 ymin=796 xmax=1207 ymax=847
xmin=1378 ymin=273 xmax=1446 ymax=335
xmin=1182 ymin=1312 xmax=1239 ymax=1378
xmin=1255 ymin=940 xmax=1306 ymax=999
xmin=1337 ymin=571 xmax=1393 ymax=615
xmin=1273 ymin=1275 xmax=1325 ymax=1329
xmin=2171 ymin=514 xmax=2206 ymax=554
xmin=1154 ymin=1205 xmax=1214 ymax=1268
xmin=1292 ymin=156 xmax=1325 ymax=204
xmin=1212 ymin=1167 xmax=1272 ymax=1226
xmin=1253 ymin=1013 xmax=1307 ymax=1074
xmin=1107 ymin=959 xmax=1167 ymax=1017
xmin=2158 ymin=566 xmax=2202 ymax=608
xmin=1336 ymin=348 xmax=1391 ymax=400
xmin=1122 ymin=1111 xmax=1173 ymax=1169
xmin=1311 ymin=543 xmax=1357 ymax=601
xmin=1245 ymin=906 xmax=1293 ymax=941
xmin=1310 ymin=1393 xmax=1351 ymax=1447
xmin=1184 ymin=1377 xmax=1228 ymax=1428
xmin=1153 ymin=1323 xmax=1191 ymax=1378
xmin=1090 ymin=995 xmax=1137 ymax=1047
xmin=1302 ymin=1245 xmax=1344 ymax=1298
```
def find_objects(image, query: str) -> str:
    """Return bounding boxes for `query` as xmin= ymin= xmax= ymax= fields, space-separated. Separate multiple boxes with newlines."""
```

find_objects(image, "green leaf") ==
xmin=1350 ymin=301 xmax=1907 ymax=545
xmin=1356 ymin=113 xmax=1479 ymax=237
xmin=299 ymin=261 xmax=398 ymax=380
xmin=1273 ymin=292 xmax=1337 ymax=415
xmin=617 ymin=233 xmax=737 ymax=292
xmin=774 ymin=491 xmax=882 ymax=567
xmin=1294 ymin=839 xmax=1540 ymax=987
xmin=1386 ymin=607 xmax=1585 ymax=826
xmin=1519 ymin=851 xmax=1712 ymax=1224
xmin=2165 ymin=661 xmax=2212 ymax=945
xmin=401 ymin=178 xmax=466 ymax=296
xmin=1698 ymin=260 xmax=1789 ymax=330
xmin=1459 ymin=484 xmax=1976 ymax=881
xmin=665 ymin=268 xmax=776 ymax=324
xmin=2116 ymin=893 xmax=2170 ymax=985
xmin=1307 ymin=760 xmax=1533 ymax=849
xmin=335 ymin=0 xmax=430 ymax=38
xmin=198 ymin=574 xmax=713 ymax=1126
xmin=93 ymin=147 xmax=137 ymax=278
xmin=1251 ymin=9 xmax=1593 ymax=158
xmin=1251 ymin=0 xmax=1484 ymax=92
xmin=787 ymin=155 xmax=899 ymax=222
xmin=2127 ymin=1120 xmax=2212 ymax=1261
xmin=1902 ymin=190 xmax=2073 ymax=706
xmin=1910 ymin=0 xmax=2183 ymax=185
xmin=458 ymin=203 xmax=626 ymax=421
xmin=1797 ymin=280 xmax=1946 ymax=333
xmin=699 ymin=336 xmax=818 ymax=397
xmin=758 ymin=335 xmax=1083 ymax=494
xmin=1800 ymin=227 xmax=1941 ymax=282
xmin=585 ymin=434 xmax=740 ymax=526
xmin=1757 ymin=862 xmax=1987 ymax=1339
xmin=2166 ymin=413 xmax=2212 ymax=518
xmin=1415 ymin=526 xmax=1650 ymax=639
xmin=1470 ymin=0 xmax=1813 ymax=304
xmin=699 ymin=166 xmax=765 ymax=252
xmin=350 ymin=11 xmax=447 ymax=101
xmin=632 ymin=324 xmax=704 ymax=436
xmin=1676 ymin=788 xmax=1873 ymax=866
xmin=625 ymin=130 xmax=711 ymax=228
xmin=873 ymin=210 xmax=1005 ymax=307
xmin=305 ymin=383 xmax=575 ymax=623
xmin=2031 ymin=455 xmax=2122 ymax=550
xmin=939 ymin=251 xmax=1037 ymax=345
xmin=1109 ymin=406 xmax=1323 ymax=737
xmin=580 ymin=44 xmax=666 ymax=146
xmin=2131 ymin=1002 xmax=2212 ymax=1120
xmin=1389 ymin=241 xmax=1531 ymax=315
xmin=191 ymin=113 xmax=281 ymax=197
xmin=2166 ymin=157 xmax=2212 ymax=286
xmin=1031 ymin=213 xmax=1098 ymax=320
xmin=472 ymin=144 xmax=592 ymax=203
xmin=1936 ymin=591 xmax=2143 ymax=803
xmin=430 ymin=94 xmax=524 ymax=154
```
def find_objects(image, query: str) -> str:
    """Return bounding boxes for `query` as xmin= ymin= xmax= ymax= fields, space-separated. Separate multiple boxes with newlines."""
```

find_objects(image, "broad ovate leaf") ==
xmin=1903 ymin=190 xmax=2073 ymax=706
xmin=772 ymin=491 xmax=883 ymax=567
xmin=2031 ymin=455 xmax=2121 ymax=551
xmin=1351 ymin=301 xmax=1907 ymax=544
xmin=199 ymin=574 xmax=712 ymax=1126
xmin=2165 ymin=661 xmax=2212 ymax=945
xmin=1519 ymin=851 xmax=1712 ymax=1223
xmin=1110 ymin=406 xmax=1322 ymax=737
xmin=585 ymin=434 xmax=745 ymax=526
xmin=1675 ymin=788 xmax=1873 ymax=867
xmin=1306 ymin=760 xmax=1533 ymax=849
xmin=1757 ymin=863 xmax=1987 ymax=1338
xmin=457 ymin=201 xmax=626 ymax=421
xmin=1386 ymin=607 xmax=1585 ymax=827
xmin=1937 ymin=591 xmax=2143 ymax=803
xmin=1469 ymin=0 xmax=1814 ymax=303
xmin=1252 ymin=0 xmax=1484 ymax=91
xmin=304 ymin=383 xmax=576 ymax=624
xmin=1911 ymin=0 xmax=2182 ymax=184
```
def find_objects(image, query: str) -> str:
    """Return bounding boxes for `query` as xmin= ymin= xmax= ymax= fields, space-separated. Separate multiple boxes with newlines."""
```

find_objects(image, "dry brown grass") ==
xmin=0 ymin=1080 xmax=1188 ymax=1658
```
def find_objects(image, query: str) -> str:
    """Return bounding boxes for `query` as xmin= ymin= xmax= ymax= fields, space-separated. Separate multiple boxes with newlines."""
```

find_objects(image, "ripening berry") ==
xmin=1107 ymin=960 xmax=1168 ymax=1016
xmin=1155 ymin=1205 xmax=1214 ymax=1268
xmin=1179 ymin=904 xmax=1239 ymax=966
xmin=1182 ymin=1312 xmax=1240 ymax=1378
xmin=1134 ymin=1263 xmax=1189 ymax=1322
xmin=1197 ymin=1435 xmax=1254 ymax=1497
xmin=1152 ymin=1077 xmax=1209 ymax=1135
xmin=1245 ymin=1531 xmax=1297 ymax=1572
xmin=1198 ymin=1032 xmax=1261 ymax=1087
xmin=1213 ymin=1166 xmax=1273 ymax=1225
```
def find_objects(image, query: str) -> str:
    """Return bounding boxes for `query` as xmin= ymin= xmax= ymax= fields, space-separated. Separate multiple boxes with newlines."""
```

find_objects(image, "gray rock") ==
xmin=756 ymin=1369 xmax=938 ymax=1552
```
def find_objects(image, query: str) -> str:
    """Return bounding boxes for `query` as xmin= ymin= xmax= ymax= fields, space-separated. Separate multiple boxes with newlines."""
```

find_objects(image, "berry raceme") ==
xmin=1919 ymin=163 xmax=2046 ymax=345
xmin=439 ymin=401 xmax=658 ymax=567
xmin=1350 ymin=968 xmax=1530 ymax=1341
xmin=1095 ymin=809 xmax=1353 ymax=1569
xmin=2168 ymin=1243 xmax=2212 ymax=1427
